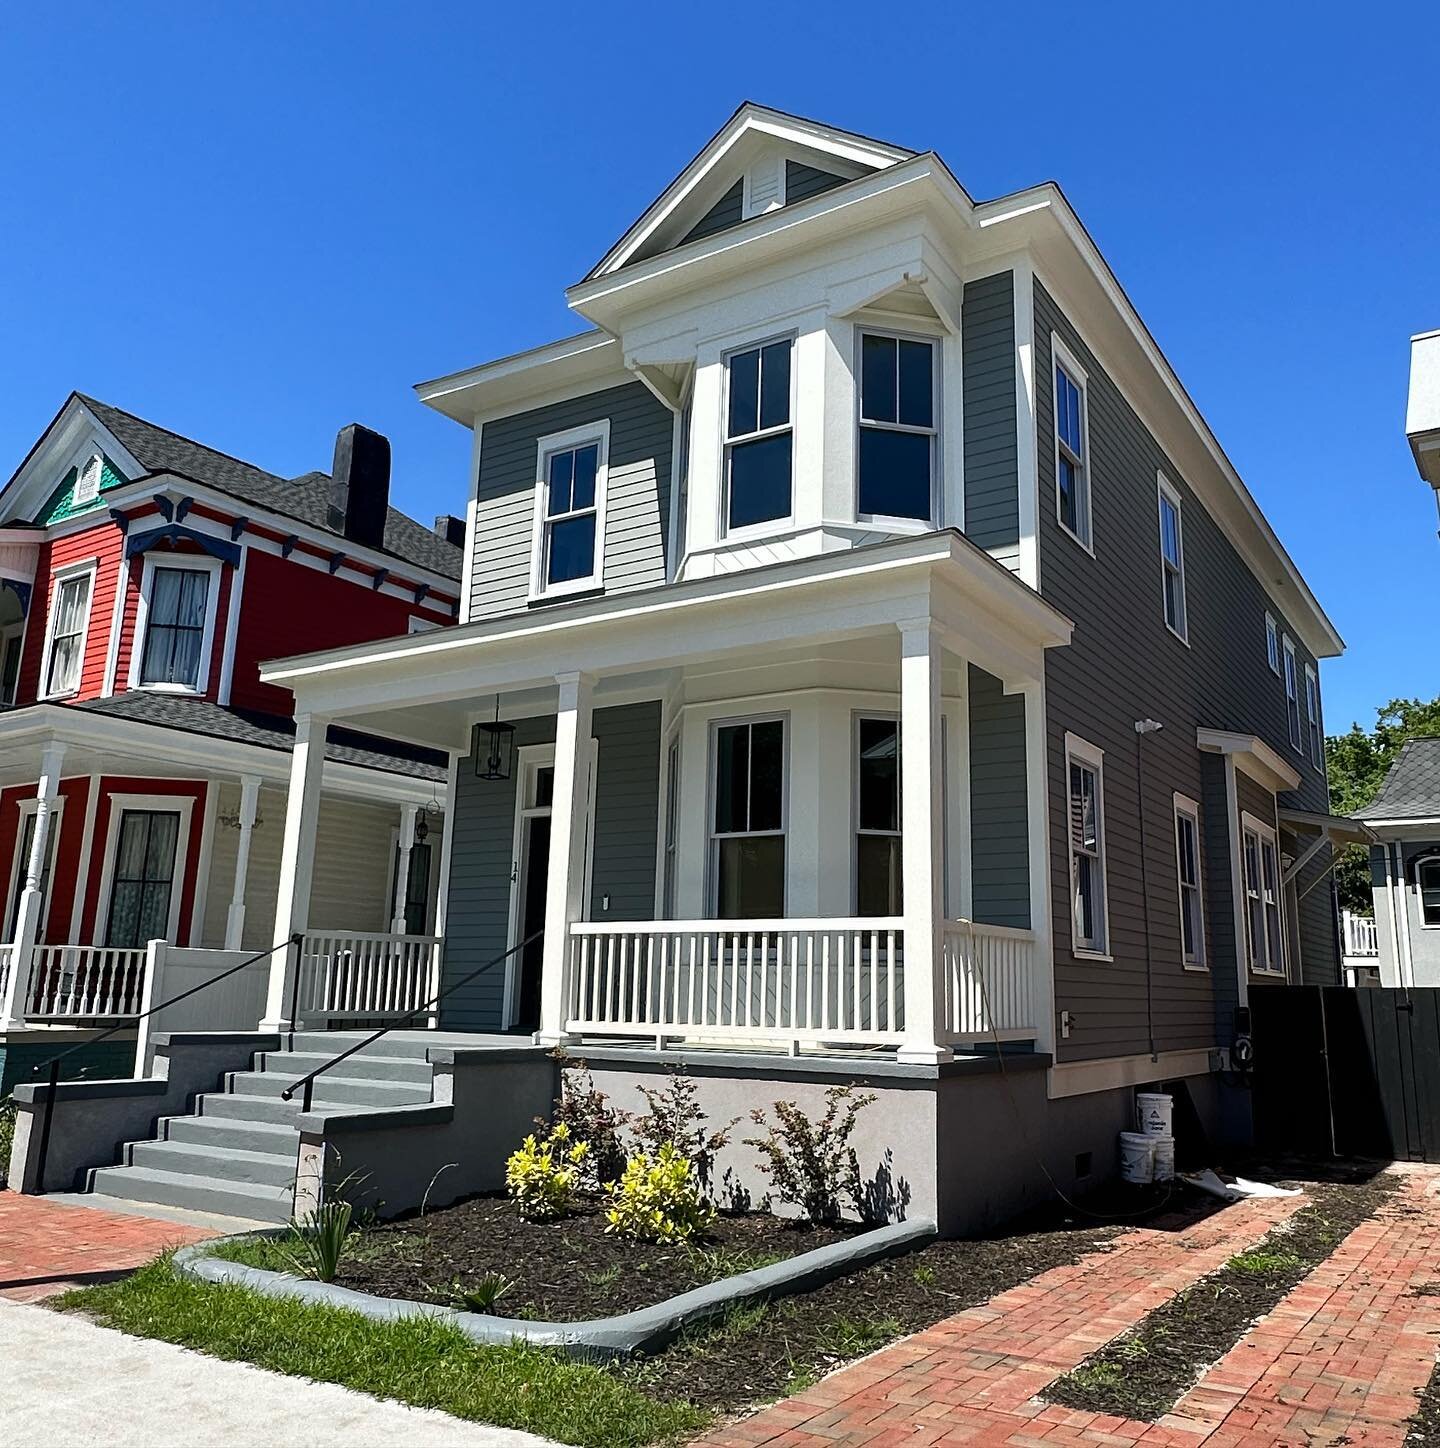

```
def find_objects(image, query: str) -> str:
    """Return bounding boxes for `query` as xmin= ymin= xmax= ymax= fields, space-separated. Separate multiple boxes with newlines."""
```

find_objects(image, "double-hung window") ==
xmin=1265 ymin=613 xmax=1280 ymax=675
xmin=1282 ymin=636 xmax=1302 ymax=752
xmin=709 ymin=717 xmax=786 ymax=917
xmin=139 ymin=564 xmax=214 ymax=690
xmin=42 ymin=566 xmax=94 ymax=698
xmin=857 ymin=332 xmax=936 ymax=521
xmin=532 ymin=425 xmax=607 ymax=598
xmin=1304 ymin=664 xmax=1322 ymax=769
xmin=1053 ymin=339 xmax=1092 ymax=548
xmin=1417 ymin=857 xmax=1440 ymax=928
xmin=1173 ymin=796 xmax=1205 ymax=967
xmin=1242 ymin=816 xmax=1286 ymax=976
xmin=1157 ymin=476 xmax=1187 ymax=641
xmin=1066 ymin=734 xmax=1108 ymax=955
xmin=724 ymin=338 xmax=792 ymax=531
xmin=855 ymin=716 xmax=902 ymax=916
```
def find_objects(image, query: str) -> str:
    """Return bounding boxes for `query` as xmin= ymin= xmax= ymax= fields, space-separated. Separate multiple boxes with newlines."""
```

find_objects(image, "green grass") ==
xmin=1227 ymin=1249 xmax=1303 ymax=1276
xmin=57 ymin=1257 xmax=709 ymax=1448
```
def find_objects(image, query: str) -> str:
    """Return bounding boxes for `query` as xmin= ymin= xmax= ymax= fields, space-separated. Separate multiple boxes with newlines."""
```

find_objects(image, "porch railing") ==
xmin=940 ymin=920 xmax=1035 ymax=1042
xmin=1341 ymin=910 xmax=1379 ymax=959
xmin=20 ymin=945 xmax=148 ymax=1020
xmin=295 ymin=931 xmax=443 ymax=1025
xmin=567 ymin=918 xmax=905 ymax=1048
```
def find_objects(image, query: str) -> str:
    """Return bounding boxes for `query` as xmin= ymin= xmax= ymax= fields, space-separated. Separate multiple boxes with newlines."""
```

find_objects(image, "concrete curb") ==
xmin=174 ymin=1215 xmax=937 ymax=1361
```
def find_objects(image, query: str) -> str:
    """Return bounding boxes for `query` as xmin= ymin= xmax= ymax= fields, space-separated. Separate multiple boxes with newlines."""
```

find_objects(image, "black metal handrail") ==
xmin=25 ymin=933 xmax=301 ymax=1190
xmin=279 ymin=928 xmax=543 ymax=1111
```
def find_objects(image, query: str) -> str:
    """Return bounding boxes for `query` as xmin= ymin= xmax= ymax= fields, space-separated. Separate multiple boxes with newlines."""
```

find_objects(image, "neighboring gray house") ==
xmin=16 ymin=106 xmax=1356 ymax=1232
xmin=1359 ymin=739 xmax=1440 ymax=987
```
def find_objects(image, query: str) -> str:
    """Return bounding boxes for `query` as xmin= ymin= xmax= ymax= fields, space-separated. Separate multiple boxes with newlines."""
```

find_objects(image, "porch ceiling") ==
xmin=260 ymin=531 xmax=1073 ymax=751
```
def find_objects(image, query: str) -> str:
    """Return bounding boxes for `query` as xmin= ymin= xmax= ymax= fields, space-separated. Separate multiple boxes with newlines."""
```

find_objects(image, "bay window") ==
xmin=858 ymin=332 xmax=936 ymax=521
xmin=709 ymin=716 xmax=786 ymax=917
xmin=855 ymin=716 xmax=901 ymax=915
xmin=724 ymin=338 xmax=793 ymax=531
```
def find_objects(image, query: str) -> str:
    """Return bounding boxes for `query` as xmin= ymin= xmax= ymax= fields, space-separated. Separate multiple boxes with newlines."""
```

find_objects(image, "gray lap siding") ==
xmin=1034 ymin=279 xmax=1333 ymax=1063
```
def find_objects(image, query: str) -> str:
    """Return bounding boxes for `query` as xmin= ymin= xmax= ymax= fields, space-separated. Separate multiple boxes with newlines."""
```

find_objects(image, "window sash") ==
xmin=855 ymin=716 xmax=902 ymax=916
xmin=709 ymin=719 xmax=786 ymax=918
xmin=540 ymin=440 xmax=602 ymax=588
xmin=1283 ymin=640 xmax=1302 ymax=749
xmin=1054 ymin=361 xmax=1090 ymax=544
xmin=1242 ymin=824 xmax=1286 ymax=974
xmin=1067 ymin=752 xmax=1106 ymax=952
xmin=140 ymin=566 xmax=210 ymax=688
xmin=1158 ymin=486 xmax=1186 ymax=637
xmin=45 ymin=574 xmax=91 ymax=695
xmin=725 ymin=340 xmax=793 ymax=531
xmin=1266 ymin=614 xmax=1280 ymax=674
xmin=1175 ymin=807 xmax=1205 ymax=965
xmin=1418 ymin=860 xmax=1440 ymax=926
xmin=1304 ymin=667 xmax=1322 ymax=767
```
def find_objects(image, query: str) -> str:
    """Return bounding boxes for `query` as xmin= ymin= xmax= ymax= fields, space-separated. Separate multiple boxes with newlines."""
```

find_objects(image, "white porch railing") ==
xmin=295 ymin=931 xmax=442 ymax=1024
xmin=940 ymin=920 xmax=1036 ymax=1042
xmin=1342 ymin=910 xmax=1379 ymax=959
xmin=567 ymin=919 xmax=906 ymax=1047
xmin=21 ymin=945 xmax=148 ymax=1019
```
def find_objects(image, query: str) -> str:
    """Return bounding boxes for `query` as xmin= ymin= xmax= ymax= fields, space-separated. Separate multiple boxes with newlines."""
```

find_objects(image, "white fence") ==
xmin=1342 ymin=910 xmax=1380 ymax=959
xmin=295 ymin=931 xmax=442 ymax=1025
xmin=940 ymin=920 xmax=1036 ymax=1042
xmin=21 ymin=945 xmax=148 ymax=1020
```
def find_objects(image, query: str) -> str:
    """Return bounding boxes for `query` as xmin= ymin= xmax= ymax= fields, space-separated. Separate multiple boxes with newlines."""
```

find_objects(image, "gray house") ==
xmin=17 ymin=106 xmax=1355 ymax=1232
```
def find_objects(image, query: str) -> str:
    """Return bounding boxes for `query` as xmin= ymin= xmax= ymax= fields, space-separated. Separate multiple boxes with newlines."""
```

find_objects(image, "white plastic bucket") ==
xmin=1151 ymin=1134 xmax=1176 ymax=1182
xmin=1119 ymin=1131 xmax=1155 ymax=1184
xmin=1136 ymin=1091 xmax=1174 ymax=1137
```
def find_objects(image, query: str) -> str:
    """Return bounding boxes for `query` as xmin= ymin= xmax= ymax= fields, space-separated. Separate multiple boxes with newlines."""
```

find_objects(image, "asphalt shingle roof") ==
xmin=1356 ymin=737 xmax=1440 ymax=823
xmin=75 ymin=693 xmax=447 ymax=783
xmin=76 ymin=394 xmax=462 ymax=582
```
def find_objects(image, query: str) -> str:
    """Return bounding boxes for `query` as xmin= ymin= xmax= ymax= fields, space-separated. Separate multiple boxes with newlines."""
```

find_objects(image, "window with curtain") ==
xmin=5 ymin=811 xmax=54 ymax=940
xmin=855 ymin=716 xmax=902 ymax=915
xmin=105 ymin=810 xmax=180 ymax=948
xmin=44 ymin=572 xmax=92 ymax=696
xmin=140 ymin=566 xmax=211 ymax=689
xmin=724 ymin=339 xmax=792 ymax=530
xmin=858 ymin=333 xmax=935 ymax=520
xmin=710 ymin=718 xmax=785 ymax=917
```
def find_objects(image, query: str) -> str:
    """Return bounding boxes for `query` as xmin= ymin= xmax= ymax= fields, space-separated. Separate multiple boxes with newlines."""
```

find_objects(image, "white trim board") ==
xmin=1048 ymin=1048 xmax=1214 ymax=1100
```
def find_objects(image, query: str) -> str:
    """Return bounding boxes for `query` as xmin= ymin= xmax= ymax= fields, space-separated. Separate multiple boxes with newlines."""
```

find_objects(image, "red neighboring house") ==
xmin=0 ymin=393 xmax=461 ymax=1054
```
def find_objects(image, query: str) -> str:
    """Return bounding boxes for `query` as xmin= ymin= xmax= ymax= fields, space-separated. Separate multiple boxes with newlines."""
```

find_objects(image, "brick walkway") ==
xmin=697 ymin=1166 xmax=1440 ymax=1448
xmin=0 ymin=1190 xmax=214 ymax=1303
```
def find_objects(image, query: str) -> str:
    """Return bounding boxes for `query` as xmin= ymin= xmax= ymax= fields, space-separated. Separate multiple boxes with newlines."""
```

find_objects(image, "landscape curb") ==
xmin=173 ymin=1215 xmax=937 ymax=1361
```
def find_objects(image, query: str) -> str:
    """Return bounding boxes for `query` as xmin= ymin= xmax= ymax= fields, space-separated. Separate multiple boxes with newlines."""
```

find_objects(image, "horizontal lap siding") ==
xmin=784 ymin=162 xmax=847 ymax=205
xmin=1035 ymin=279 xmax=1333 ymax=1063
xmin=968 ymin=664 xmax=1030 ymax=927
xmin=470 ymin=383 xmax=671 ymax=622
xmin=681 ymin=180 xmax=744 ymax=245
xmin=961 ymin=272 xmax=1020 ymax=569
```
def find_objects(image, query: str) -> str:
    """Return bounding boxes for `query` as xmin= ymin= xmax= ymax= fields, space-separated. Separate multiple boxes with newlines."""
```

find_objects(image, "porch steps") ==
xmin=84 ymin=1035 xmax=438 ymax=1225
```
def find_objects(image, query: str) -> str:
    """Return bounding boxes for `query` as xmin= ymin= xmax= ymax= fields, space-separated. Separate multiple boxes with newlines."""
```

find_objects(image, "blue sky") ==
xmin=1 ymin=4 xmax=1435 ymax=732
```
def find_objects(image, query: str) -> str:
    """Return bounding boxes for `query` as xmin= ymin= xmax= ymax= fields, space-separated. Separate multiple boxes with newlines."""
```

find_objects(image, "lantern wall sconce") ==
xmin=473 ymin=697 xmax=515 ymax=781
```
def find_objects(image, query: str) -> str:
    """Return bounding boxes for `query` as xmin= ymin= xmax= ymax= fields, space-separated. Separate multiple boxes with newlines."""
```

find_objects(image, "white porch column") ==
xmin=1 ymin=741 xmax=67 ymax=1030
xmin=897 ymin=623 xmax=952 ymax=1064
xmin=536 ymin=671 xmax=593 ymax=1046
xmin=223 ymin=776 xmax=261 ymax=951
xmin=391 ymin=804 xmax=418 ymax=934
xmin=262 ymin=712 xmax=330 ymax=1031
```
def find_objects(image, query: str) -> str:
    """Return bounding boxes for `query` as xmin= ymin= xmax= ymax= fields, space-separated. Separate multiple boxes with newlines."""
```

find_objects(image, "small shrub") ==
xmin=605 ymin=1143 xmax=716 ymax=1243
xmin=744 ymin=1084 xmax=877 ymax=1225
xmin=628 ymin=1071 xmax=737 ymax=1197
xmin=284 ymin=1198 xmax=355 ymax=1282
xmin=506 ymin=1123 xmax=589 ymax=1220
xmin=547 ymin=1056 xmax=627 ymax=1189
xmin=429 ymin=1272 xmax=515 ymax=1314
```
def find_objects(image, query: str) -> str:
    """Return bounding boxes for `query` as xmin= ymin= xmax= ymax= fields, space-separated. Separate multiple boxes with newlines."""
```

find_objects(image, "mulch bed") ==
xmin=1045 ymin=1165 xmax=1400 ymax=1422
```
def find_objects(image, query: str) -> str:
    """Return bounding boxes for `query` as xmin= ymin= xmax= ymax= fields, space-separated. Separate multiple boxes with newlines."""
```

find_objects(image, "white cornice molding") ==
xmin=1196 ymin=727 xmax=1302 ymax=793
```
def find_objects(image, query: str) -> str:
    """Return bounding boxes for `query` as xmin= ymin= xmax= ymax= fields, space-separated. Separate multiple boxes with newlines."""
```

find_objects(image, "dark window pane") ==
xmin=547 ymin=448 xmax=575 ymax=514
xmin=1181 ymin=891 xmax=1198 ymax=958
xmin=728 ymin=347 xmax=759 ymax=437
xmin=861 ymin=334 xmax=897 ymax=423
xmin=546 ymin=514 xmax=595 ymax=584
xmin=728 ymin=433 xmax=792 ymax=528
xmin=759 ymin=340 xmax=791 ymax=430
xmin=716 ymin=835 xmax=785 ymax=918
xmin=857 ymin=834 xmax=902 ymax=916
xmin=857 ymin=718 xmax=899 ymax=832
xmin=713 ymin=724 xmax=749 ymax=834
xmin=571 ymin=444 xmax=598 ymax=511
xmin=898 ymin=340 xmax=933 ymax=428
xmin=858 ymin=428 xmax=931 ymax=519
xmin=1058 ymin=455 xmax=1077 ymax=532
xmin=533 ymin=766 xmax=554 ymax=809
xmin=748 ymin=720 xmax=784 ymax=832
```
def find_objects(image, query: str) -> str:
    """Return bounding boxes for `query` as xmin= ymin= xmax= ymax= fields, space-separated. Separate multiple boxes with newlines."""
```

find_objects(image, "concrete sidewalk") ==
xmin=0 ymin=1297 xmax=559 ymax=1448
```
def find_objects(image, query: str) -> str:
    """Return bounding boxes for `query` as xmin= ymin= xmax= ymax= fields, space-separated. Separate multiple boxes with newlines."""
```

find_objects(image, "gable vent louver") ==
xmin=744 ymin=159 xmax=783 ymax=218
xmin=74 ymin=452 xmax=104 ymax=505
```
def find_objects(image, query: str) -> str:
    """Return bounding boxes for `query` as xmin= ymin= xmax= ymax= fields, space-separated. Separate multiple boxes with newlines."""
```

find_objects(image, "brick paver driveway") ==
xmin=698 ymin=1165 xmax=1440 ymax=1448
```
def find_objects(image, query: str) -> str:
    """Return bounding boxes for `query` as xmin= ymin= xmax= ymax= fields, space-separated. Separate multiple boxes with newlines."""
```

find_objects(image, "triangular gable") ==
xmin=587 ymin=102 xmax=914 ymax=279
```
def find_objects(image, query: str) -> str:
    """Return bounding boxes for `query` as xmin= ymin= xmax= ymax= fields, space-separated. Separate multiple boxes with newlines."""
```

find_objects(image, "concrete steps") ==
xmin=84 ymin=1035 xmax=437 ymax=1225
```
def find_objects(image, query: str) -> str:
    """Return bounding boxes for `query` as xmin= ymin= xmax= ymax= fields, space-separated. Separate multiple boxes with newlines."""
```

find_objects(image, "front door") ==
xmin=514 ymin=813 xmax=551 ymax=1030
xmin=105 ymin=809 xmax=180 ymax=947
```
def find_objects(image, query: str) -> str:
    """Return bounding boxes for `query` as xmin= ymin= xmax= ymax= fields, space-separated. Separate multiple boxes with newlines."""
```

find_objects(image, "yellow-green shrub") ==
xmin=505 ymin=1123 xmax=589 ymax=1220
xmin=604 ymin=1143 xmax=715 ymax=1243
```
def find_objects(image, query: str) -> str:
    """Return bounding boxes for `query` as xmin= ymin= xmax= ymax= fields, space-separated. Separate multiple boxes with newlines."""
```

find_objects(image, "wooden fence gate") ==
xmin=1251 ymin=985 xmax=1440 ymax=1162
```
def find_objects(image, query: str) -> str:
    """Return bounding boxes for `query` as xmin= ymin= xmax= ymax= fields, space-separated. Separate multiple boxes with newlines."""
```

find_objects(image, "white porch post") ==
xmin=1 ymin=741 xmax=67 ymax=1030
xmin=391 ymin=804 xmax=418 ymax=934
xmin=261 ymin=713 xmax=330 ymax=1031
xmin=897 ymin=622 xmax=952 ymax=1064
xmin=536 ymin=671 xmax=592 ymax=1046
xmin=223 ymin=775 xmax=261 ymax=951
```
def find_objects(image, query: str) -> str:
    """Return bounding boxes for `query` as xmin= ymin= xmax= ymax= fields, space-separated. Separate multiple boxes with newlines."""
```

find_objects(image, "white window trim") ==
xmin=1156 ymin=473 xmax=1189 ymax=645
xmin=1413 ymin=854 xmax=1440 ymax=930
xmin=128 ymin=554 xmax=224 ymax=695
xmin=1240 ymin=810 xmax=1287 ymax=978
xmin=854 ymin=328 xmax=941 ymax=529
xmin=720 ymin=332 xmax=797 ymax=542
xmin=4 ymin=796 xmax=66 ymax=941
xmin=1303 ymin=662 xmax=1323 ymax=770
xmin=94 ymin=792 xmax=195 ymax=948
xmin=706 ymin=712 xmax=789 ymax=917
xmin=1173 ymin=791 xmax=1206 ymax=970
xmin=1282 ymin=635 xmax=1302 ymax=753
xmin=851 ymin=711 xmax=902 ymax=915
xmin=38 ymin=558 xmax=99 ymax=701
xmin=1050 ymin=333 xmax=1093 ymax=555
xmin=1265 ymin=612 xmax=1281 ymax=675
xmin=1064 ymin=731 xmax=1110 ymax=960
xmin=527 ymin=419 xmax=610 ymax=603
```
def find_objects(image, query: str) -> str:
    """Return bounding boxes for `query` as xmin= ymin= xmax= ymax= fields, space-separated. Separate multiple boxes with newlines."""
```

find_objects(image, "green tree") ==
xmin=1327 ymin=697 xmax=1440 ymax=912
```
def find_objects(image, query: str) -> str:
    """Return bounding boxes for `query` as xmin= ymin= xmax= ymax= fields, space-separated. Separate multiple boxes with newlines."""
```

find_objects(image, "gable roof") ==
xmin=1356 ymin=737 xmax=1440 ymax=823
